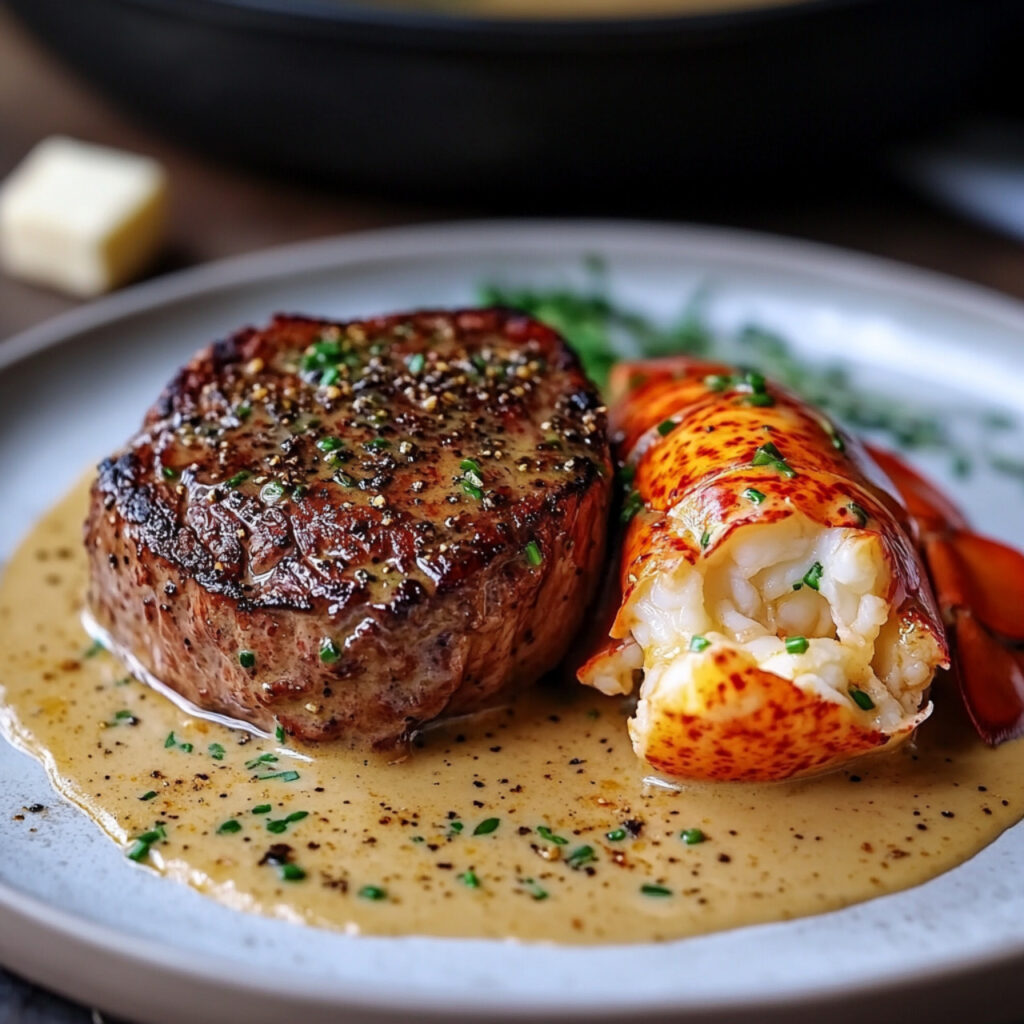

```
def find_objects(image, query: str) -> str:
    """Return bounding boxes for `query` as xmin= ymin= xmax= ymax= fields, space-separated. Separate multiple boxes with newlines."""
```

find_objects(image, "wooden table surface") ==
xmin=2 ymin=4 xmax=1023 ymax=1022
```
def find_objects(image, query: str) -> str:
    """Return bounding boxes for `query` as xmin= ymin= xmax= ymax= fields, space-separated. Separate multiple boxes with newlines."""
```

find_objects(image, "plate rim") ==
xmin=3 ymin=217 xmax=1024 ymax=1022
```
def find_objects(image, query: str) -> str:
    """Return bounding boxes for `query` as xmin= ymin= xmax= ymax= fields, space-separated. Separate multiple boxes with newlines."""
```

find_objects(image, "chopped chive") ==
xmin=319 ymin=638 xmax=340 ymax=664
xmin=275 ymin=723 xmax=286 ymax=743
xmin=680 ymin=828 xmax=706 ymax=845
xmin=161 ymin=466 xmax=179 ymax=480
xmin=280 ymin=864 xmax=306 ymax=882
xmin=656 ymin=419 xmax=676 ymax=436
xmin=252 ymin=804 xmax=272 ymax=815
xmin=164 ymin=731 xmax=192 ymax=753
xmin=333 ymin=470 xmax=355 ymax=487
xmin=316 ymin=436 xmax=344 ymax=453
xmin=617 ymin=463 xmax=636 ymax=488
xmin=461 ymin=480 xmax=483 ymax=500
xmin=704 ymin=374 xmax=732 ymax=392
xmin=605 ymin=828 xmax=627 ymax=841
xmin=458 ymin=869 xmax=480 ymax=888
xmin=641 ymin=883 xmax=672 ymax=897
xmin=460 ymin=458 xmax=483 ymax=476
xmin=245 ymin=753 xmax=279 ymax=770
xmin=411 ymin=836 xmax=425 ymax=844
xmin=256 ymin=770 xmax=300 ymax=782
xmin=238 ymin=649 xmax=256 ymax=669
xmin=225 ymin=470 xmax=250 ymax=489
xmin=473 ymin=817 xmax=500 ymax=836
xmin=700 ymin=528 xmax=711 ymax=550
xmin=846 ymin=501 xmax=869 ymax=527
xmin=785 ymin=636 xmax=809 ymax=655
xmin=801 ymin=561 xmax=824 ymax=591
xmin=268 ymin=810 xmax=309 ymax=833
xmin=752 ymin=442 xmax=796 ymax=478
xmin=566 ymin=845 xmax=597 ymax=870
xmin=536 ymin=825 xmax=568 ymax=846
xmin=742 ymin=487 xmax=766 ymax=504
xmin=522 ymin=878 xmax=549 ymax=901
xmin=743 ymin=369 xmax=767 ymax=392
xmin=217 ymin=819 xmax=242 ymax=835
xmin=620 ymin=489 xmax=644 ymax=523
xmin=524 ymin=540 xmax=543 ymax=566
xmin=743 ymin=392 xmax=775 ymax=407
xmin=358 ymin=885 xmax=387 ymax=901
xmin=139 ymin=790 xmax=157 ymax=802
xmin=689 ymin=635 xmax=711 ymax=653
xmin=260 ymin=481 xmax=285 ymax=503
xmin=319 ymin=365 xmax=340 ymax=387
xmin=83 ymin=639 xmax=104 ymax=659
xmin=235 ymin=403 xmax=252 ymax=420
xmin=365 ymin=438 xmax=391 ymax=451
xmin=850 ymin=688 xmax=876 ymax=711
xmin=406 ymin=352 xmax=425 ymax=374
xmin=208 ymin=743 xmax=225 ymax=761
xmin=126 ymin=840 xmax=151 ymax=862
xmin=114 ymin=709 xmax=134 ymax=721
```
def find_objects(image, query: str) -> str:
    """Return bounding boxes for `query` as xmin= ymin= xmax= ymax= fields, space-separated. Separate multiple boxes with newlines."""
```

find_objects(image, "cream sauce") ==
xmin=2 ymin=476 xmax=1023 ymax=944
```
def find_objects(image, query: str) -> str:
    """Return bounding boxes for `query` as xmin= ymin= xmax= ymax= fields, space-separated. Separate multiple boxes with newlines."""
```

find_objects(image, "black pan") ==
xmin=6 ymin=0 xmax=1021 ymax=201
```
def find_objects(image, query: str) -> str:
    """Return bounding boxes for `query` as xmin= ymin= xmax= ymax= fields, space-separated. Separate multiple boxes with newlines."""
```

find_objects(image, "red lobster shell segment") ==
xmin=580 ymin=356 xmax=969 ymax=782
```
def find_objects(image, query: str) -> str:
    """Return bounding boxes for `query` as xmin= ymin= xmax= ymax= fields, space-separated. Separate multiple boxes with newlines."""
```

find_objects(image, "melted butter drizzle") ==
xmin=2 ymin=475 xmax=1024 ymax=945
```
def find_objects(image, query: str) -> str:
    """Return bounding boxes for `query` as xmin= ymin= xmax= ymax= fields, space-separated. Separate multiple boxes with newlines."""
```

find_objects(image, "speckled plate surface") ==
xmin=1 ymin=221 xmax=1023 ymax=1024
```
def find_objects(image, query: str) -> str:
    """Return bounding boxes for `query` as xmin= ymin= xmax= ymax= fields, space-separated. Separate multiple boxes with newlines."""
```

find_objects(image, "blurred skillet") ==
xmin=6 ymin=0 xmax=1021 ymax=202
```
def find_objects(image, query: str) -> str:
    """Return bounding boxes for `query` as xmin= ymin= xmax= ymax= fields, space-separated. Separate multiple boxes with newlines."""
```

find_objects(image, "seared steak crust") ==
xmin=85 ymin=309 xmax=611 ymax=746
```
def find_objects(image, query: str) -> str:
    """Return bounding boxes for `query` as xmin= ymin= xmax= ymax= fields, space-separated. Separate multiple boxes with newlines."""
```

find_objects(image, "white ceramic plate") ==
xmin=2 ymin=221 xmax=1023 ymax=1024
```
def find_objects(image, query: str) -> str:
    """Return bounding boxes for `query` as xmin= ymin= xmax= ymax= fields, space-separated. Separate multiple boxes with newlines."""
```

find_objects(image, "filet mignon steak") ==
xmin=84 ymin=309 xmax=612 ymax=746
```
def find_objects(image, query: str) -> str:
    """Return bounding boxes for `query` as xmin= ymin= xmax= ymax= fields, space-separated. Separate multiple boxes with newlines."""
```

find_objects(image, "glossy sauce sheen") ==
xmin=3 ymin=478 xmax=1024 ymax=944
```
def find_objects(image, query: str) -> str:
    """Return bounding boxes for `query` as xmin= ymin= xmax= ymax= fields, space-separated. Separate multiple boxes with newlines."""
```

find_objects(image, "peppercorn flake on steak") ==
xmin=85 ymin=310 xmax=612 ymax=746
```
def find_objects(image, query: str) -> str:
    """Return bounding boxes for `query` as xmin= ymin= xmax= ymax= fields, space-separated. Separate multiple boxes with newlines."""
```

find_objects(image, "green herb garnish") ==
xmin=245 ymin=753 xmax=279 ymax=770
xmin=566 ymin=845 xmax=597 ymax=870
xmin=316 ymin=436 xmax=344 ymax=453
xmin=641 ymin=884 xmax=672 ymax=897
xmin=164 ymin=731 xmax=193 ymax=753
xmin=319 ymin=638 xmax=340 ymax=664
xmin=521 ymin=878 xmax=549 ymax=901
xmin=267 ymin=810 xmax=309 ymax=833
xmin=238 ymin=649 xmax=256 ymax=669
xmin=605 ymin=828 xmax=627 ymax=841
xmin=849 ymin=688 xmax=876 ymax=711
xmin=785 ymin=636 xmax=809 ymax=655
xmin=256 ymin=770 xmax=300 ymax=783
xmin=752 ymin=442 xmax=796 ymax=479
xmin=536 ymin=825 xmax=568 ymax=846
xmin=656 ymin=419 xmax=676 ymax=436
xmin=280 ymin=864 xmax=307 ymax=882
xmin=139 ymin=790 xmax=157 ymax=802
xmin=359 ymin=885 xmax=387 ymax=901
xmin=217 ymin=819 xmax=242 ymax=835
xmin=524 ymin=540 xmax=543 ymax=566
xmin=406 ymin=352 xmax=425 ymax=374
xmin=458 ymin=869 xmax=481 ymax=888
xmin=700 ymin=528 xmax=711 ymax=550
xmin=208 ymin=743 xmax=226 ymax=761
xmin=473 ymin=817 xmax=500 ymax=836
xmin=742 ymin=487 xmax=766 ymax=504
xmin=620 ymin=489 xmax=644 ymax=523
xmin=680 ymin=828 xmax=706 ymax=845
xmin=252 ymin=804 xmax=272 ymax=815
xmin=260 ymin=481 xmax=285 ymax=503
xmin=689 ymin=635 xmax=711 ymax=653
xmin=225 ymin=470 xmax=250 ymax=489
xmin=161 ymin=466 xmax=178 ymax=480
xmin=801 ymin=561 xmax=824 ymax=591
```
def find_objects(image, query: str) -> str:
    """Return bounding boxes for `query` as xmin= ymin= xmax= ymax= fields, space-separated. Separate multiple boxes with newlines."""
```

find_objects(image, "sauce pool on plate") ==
xmin=2 ymin=475 xmax=1023 ymax=944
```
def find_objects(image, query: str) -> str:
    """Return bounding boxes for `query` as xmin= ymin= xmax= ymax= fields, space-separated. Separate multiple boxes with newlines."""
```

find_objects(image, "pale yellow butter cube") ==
xmin=0 ymin=136 xmax=168 ymax=298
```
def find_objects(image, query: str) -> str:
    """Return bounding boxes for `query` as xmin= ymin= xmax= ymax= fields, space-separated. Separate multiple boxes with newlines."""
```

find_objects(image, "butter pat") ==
xmin=0 ymin=137 xmax=168 ymax=297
